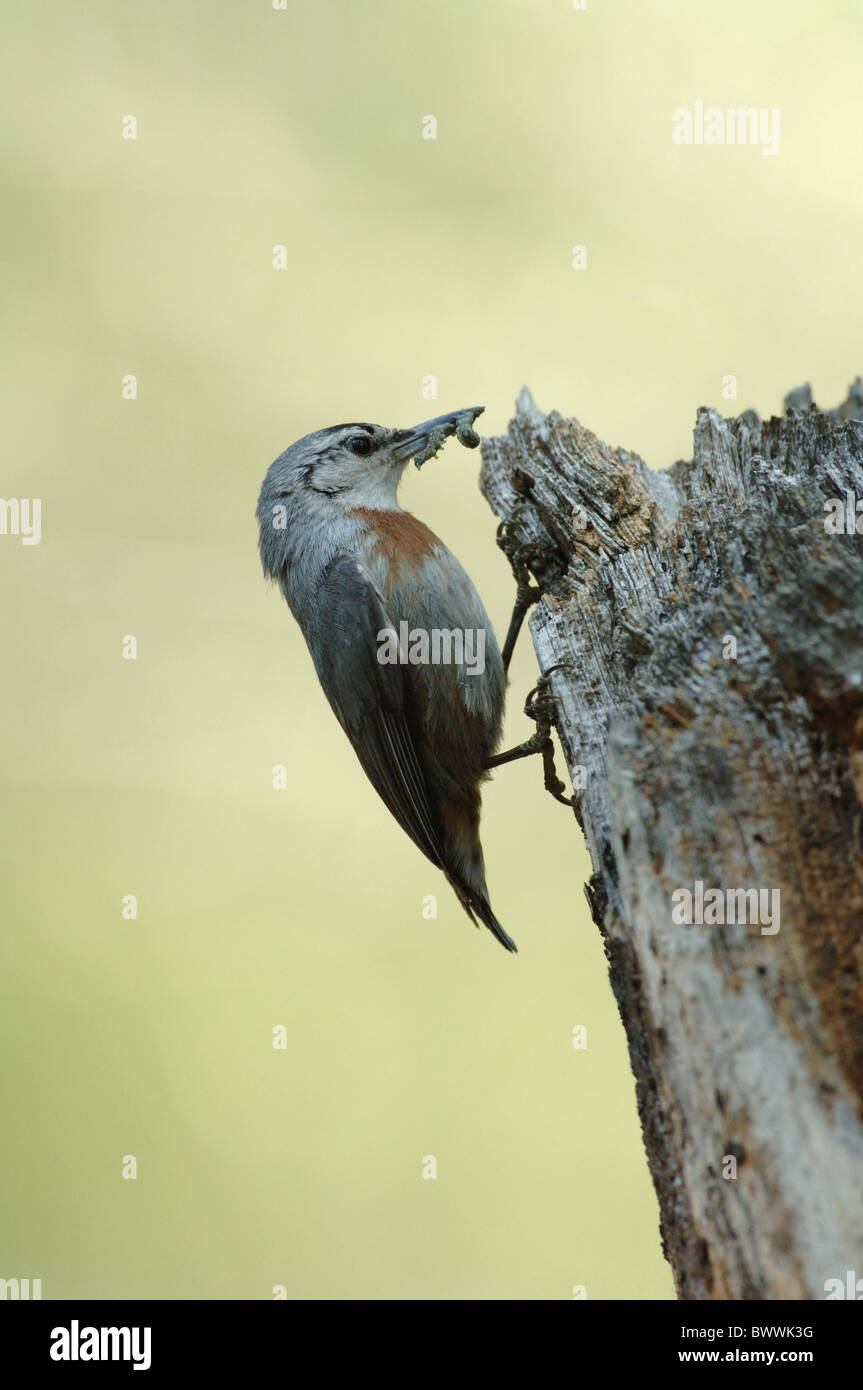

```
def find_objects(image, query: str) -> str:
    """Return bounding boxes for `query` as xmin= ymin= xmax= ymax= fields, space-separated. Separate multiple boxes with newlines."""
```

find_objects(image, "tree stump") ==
xmin=480 ymin=380 xmax=863 ymax=1300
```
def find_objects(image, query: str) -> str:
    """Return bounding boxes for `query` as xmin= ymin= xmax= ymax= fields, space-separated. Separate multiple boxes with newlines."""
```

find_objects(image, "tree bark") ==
xmin=480 ymin=380 xmax=863 ymax=1300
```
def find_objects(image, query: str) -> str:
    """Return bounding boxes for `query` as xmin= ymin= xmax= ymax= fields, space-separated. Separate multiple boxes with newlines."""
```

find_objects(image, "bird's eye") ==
xmin=348 ymin=435 xmax=372 ymax=456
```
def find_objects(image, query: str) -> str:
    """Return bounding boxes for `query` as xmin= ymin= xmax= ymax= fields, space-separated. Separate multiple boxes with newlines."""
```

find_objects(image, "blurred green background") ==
xmin=2 ymin=0 xmax=860 ymax=1301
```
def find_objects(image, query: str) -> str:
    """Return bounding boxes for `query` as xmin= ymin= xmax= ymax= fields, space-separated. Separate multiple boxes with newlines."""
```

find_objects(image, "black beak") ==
xmin=390 ymin=406 xmax=485 ymax=467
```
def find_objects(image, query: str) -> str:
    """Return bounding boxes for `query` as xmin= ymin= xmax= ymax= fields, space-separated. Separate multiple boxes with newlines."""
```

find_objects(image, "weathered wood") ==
xmin=480 ymin=381 xmax=863 ymax=1300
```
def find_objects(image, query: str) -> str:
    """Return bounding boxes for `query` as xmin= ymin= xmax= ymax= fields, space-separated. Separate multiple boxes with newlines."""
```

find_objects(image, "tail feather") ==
xmin=449 ymin=874 xmax=518 ymax=953
xmin=437 ymin=795 xmax=517 ymax=952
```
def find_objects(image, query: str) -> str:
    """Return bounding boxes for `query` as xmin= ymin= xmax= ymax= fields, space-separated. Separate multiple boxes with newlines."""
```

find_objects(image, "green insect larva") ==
xmin=414 ymin=423 xmax=452 ymax=468
xmin=413 ymin=405 xmax=484 ymax=468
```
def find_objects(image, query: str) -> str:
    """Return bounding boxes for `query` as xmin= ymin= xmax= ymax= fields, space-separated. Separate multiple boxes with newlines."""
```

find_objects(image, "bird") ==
xmin=256 ymin=407 xmax=517 ymax=952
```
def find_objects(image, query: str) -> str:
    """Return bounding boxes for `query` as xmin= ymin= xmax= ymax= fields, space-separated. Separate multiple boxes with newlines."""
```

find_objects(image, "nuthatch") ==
xmin=257 ymin=407 xmax=518 ymax=952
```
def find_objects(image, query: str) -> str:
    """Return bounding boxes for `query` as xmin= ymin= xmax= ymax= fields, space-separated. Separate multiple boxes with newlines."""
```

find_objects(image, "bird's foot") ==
xmin=484 ymin=667 xmax=575 ymax=807
xmin=497 ymin=518 xmax=543 ymax=673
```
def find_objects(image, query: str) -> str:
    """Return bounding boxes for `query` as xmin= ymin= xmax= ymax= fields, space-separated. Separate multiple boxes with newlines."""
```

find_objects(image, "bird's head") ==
xmin=257 ymin=408 xmax=483 ymax=573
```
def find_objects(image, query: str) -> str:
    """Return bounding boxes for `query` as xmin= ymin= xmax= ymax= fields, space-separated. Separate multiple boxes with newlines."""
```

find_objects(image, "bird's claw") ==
xmin=524 ymin=669 xmax=575 ymax=808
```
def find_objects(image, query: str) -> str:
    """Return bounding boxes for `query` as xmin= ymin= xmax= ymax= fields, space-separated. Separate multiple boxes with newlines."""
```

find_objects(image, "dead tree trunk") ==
xmin=480 ymin=380 xmax=863 ymax=1300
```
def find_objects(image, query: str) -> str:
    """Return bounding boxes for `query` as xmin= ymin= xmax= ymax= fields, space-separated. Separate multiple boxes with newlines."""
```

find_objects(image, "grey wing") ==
xmin=306 ymin=553 xmax=445 ymax=868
